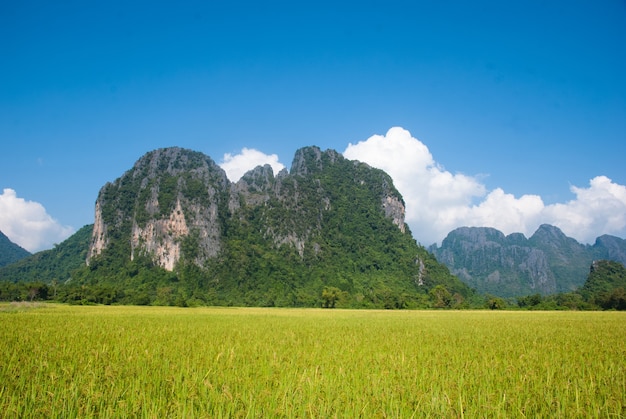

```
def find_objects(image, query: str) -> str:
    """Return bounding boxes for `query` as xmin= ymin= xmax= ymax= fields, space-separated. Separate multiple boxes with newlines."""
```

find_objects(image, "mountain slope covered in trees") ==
xmin=578 ymin=260 xmax=626 ymax=310
xmin=1 ymin=146 xmax=470 ymax=308
xmin=0 ymin=231 xmax=30 ymax=267
xmin=0 ymin=225 xmax=92 ymax=283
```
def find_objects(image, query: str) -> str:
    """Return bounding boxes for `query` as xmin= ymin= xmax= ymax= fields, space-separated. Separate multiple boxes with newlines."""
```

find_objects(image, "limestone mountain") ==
xmin=87 ymin=147 xmax=229 ymax=271
xmin=593 ymin=235 xmax=626 ymax=263
xmin=430 ymin=225 xmax=626 ymax=297
xmin=0 ymin=231 xmax=30 ymax=267
xmin=74 ymin=146 xmax=469 ymax=307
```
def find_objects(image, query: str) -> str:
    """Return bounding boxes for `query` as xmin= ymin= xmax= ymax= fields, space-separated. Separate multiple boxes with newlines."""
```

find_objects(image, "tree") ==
xmin=451 ymin=292 xmax=465 ymax=309
xmin=486 ymin=296 xmax=506 ymax=310
xmin=429 ymin=285 xmax=451 ymax=308
xmin=321 ymin=286 xmax=344 ymax=308
xmin=599 ymin=288 xmax=626 ymax=310
xmin=555 ymin=292 xmax=587 ymax=310
xmin=517 ymin=293 xmax=542 ymax=308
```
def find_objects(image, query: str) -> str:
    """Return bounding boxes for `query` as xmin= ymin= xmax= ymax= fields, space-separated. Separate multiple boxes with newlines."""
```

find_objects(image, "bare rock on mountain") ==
xmin=87 ymin=146 xmax=410 ymax=272
xmin=432 ymin=224 xmax=626 ymax=297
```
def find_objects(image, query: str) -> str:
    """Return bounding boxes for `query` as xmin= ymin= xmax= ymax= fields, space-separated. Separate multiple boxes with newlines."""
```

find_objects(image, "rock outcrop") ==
xmin=87 ymin=146 xmax=409 ymax=272
xmin=87 ymin=147 xmax=228 ymax=270
xmin=432 ymin=227 xmax=557 ymax=296
xmin=594 ymin=235 xmax=626 ymax=263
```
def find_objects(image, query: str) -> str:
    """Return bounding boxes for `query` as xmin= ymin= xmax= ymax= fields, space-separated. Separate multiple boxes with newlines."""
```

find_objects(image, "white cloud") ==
xmin=448 ymin=188 xmax=545 ymax=239
xmin=220 ymin=148 xmax=286 ymax=182
xmin=542 ymin=176 xmax=626 ymax=243
xmin=344 ymin=127 xmax=626 ymax=245
xmin=0 ymin=188 xmax=75 ymax=252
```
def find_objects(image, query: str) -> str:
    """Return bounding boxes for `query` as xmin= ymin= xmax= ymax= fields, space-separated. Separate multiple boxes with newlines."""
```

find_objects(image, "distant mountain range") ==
xmin=0 ymin=231 xmax=30 ymax=267
xmin=430 ymin=225 xmax=626 ymax=297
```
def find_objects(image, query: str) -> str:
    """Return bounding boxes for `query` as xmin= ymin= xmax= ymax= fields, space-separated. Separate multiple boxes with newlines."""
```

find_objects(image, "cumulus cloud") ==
xmin=0 ymin=188 xmax=75 ymax=252
xmin=220 ymin=148 xmax=286 ymax=182
xmin=542 ymin=176 xmax=626 ymax=243
xmin=344 ymin=127 xmax=626 ymax=245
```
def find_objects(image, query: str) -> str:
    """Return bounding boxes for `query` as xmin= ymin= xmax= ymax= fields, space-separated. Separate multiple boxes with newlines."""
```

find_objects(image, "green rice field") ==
xmin=1 ymin=303 xmax=625 ymax=418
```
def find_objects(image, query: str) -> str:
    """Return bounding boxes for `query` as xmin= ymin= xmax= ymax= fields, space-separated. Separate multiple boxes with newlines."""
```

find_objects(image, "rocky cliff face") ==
xmin=79 ymin=145 xmax=472 ymax=308
xmin=87 ymin=146 xmax=409 ymax=272
xmin=87 ymin=147 xmax=229 ymax=270
xmin=432 ymin=226 xmax=556 ymax=296
xmin=431 ymin=224 xmax=626 ymax=297
xmin=594 ymin=235 xmax=626 ymax=263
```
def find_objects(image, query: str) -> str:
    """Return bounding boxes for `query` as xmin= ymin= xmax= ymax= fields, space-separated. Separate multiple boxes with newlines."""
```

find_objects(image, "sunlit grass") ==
xmin=1 ymin=304 xmax=624 ymax=417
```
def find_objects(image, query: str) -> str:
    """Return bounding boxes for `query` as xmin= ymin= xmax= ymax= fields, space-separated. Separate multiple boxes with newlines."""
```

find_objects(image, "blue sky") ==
xmin=1 ymin=0 xmax=625 ymax=251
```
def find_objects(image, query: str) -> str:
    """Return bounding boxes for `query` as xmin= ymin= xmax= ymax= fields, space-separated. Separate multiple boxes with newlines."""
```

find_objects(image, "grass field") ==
xmin=1 ymin=303 xmax=625 ymax=418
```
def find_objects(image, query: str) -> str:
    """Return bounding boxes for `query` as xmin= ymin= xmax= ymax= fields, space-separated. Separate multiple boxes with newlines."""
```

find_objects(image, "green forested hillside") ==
xmin=0 ymin=225 xmax=92 ymax=301
xmin=0 ymin=224 xmax=92 ymax=283
xmin=202 ymin=150 xmax=469 ymax=308
xmin=1 ymin=147 xmax=471 ymax=308
xmin=579 ymin=260 xmax=626 ymax=310
xmin=0 ymin=231 xmax=30 ymax=267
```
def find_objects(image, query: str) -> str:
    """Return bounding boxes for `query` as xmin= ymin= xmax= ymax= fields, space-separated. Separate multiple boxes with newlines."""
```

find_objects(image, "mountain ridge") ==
xmin=0 ymin=230 xmax=31 ymax=267
xmin=430 ymin=224 xmax=626 ymax=297
xmin=7 ymin=145 xmax=621 ymax=304
xmin=0 ymin=224 xmax=92 ymax=283
xmin=0 ymin=146 xmax=469 ymax=308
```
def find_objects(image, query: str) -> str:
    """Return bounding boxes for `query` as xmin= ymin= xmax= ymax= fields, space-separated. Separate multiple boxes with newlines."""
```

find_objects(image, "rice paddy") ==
xmin=1 ymin=303 xmax=625 ymax=417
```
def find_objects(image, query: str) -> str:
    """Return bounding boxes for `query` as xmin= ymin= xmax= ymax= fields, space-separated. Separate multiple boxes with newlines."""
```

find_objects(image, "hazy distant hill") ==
xmin=1 ymin=146 xmax=470 ymax=308
xmin=593 ymin=235 xmax=626 ymax=263
xmin=430 ymin=225 xmax=626 ymax=297
xmin=0 ymin=231 xmax=30 ymax=267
